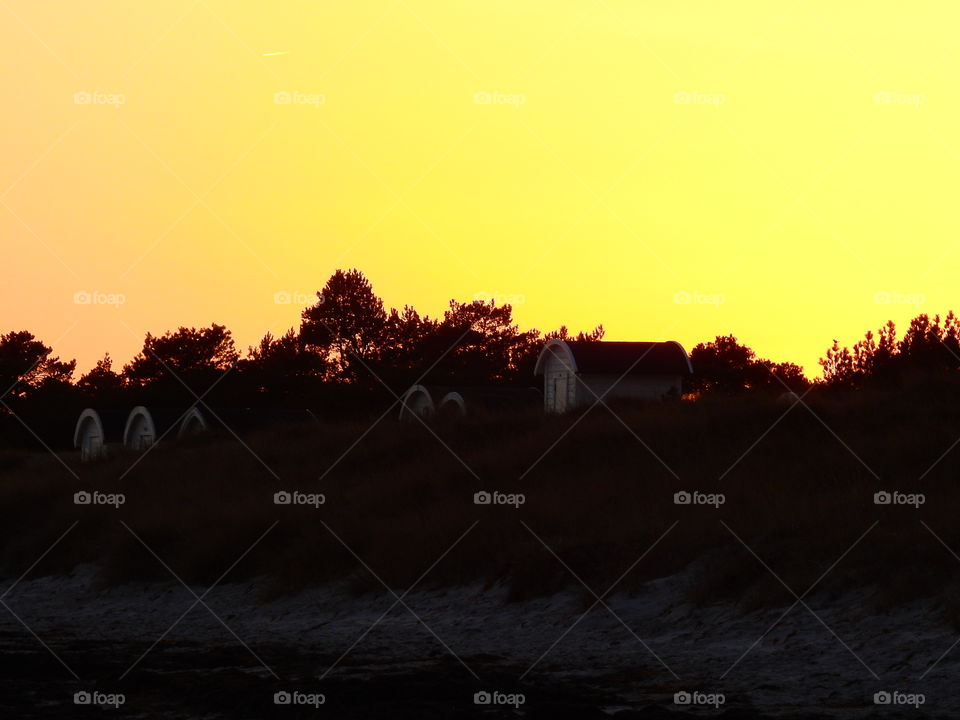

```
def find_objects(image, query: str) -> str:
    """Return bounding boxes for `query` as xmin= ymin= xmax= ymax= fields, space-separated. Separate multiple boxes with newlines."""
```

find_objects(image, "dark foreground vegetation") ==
xmin=4 ymin=280 xmax=960 ymax=716
xmin=3 ymin=375 xmax=960 ymax=625
xmin=3 ymin=265 xmax=960 ymax=618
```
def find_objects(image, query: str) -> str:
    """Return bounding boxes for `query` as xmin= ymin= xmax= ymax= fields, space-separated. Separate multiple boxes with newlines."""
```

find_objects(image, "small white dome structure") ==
xmin=777 ymin=391 xmax=800 ymax=406
xmin=399 ymin=385 xmax=434 ymax=421
xmin=423 ymin=386 xmax=541 ymax=419
xmin=178 ymin=407 xmax=208 ymax=438
xmin=123 ymin=406 xmax=210 ymax=450
xmin=123 ymin=406 xmax=157 ymax=451
xmin=74 ymin=409 xmax=107 ymax=462
xmin=437 ymin=391 xmax=467 ymax=418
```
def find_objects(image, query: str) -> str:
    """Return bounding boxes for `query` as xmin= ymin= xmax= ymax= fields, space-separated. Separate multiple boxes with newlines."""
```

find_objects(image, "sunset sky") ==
xmin=3 ymin=1 xmax=959 ymax=376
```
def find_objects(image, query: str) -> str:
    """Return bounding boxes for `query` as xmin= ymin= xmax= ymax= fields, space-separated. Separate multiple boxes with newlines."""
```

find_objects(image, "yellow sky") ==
xmin=3 ymin=1 xmax=959 ymax=376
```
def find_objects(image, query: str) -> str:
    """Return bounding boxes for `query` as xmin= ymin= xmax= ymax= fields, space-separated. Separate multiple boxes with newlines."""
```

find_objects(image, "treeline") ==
xmin=0 ymin=269 xmax=604 ymax=446
xmin=820 ymin=311 xmax=960 ymax=389
xmin=687 ymin=311 xmax=960 ymax=396
xmin=1 ymin=267 xmax=958 ymax=450
xmin=689 ymin=312 xmax=960 ymax=396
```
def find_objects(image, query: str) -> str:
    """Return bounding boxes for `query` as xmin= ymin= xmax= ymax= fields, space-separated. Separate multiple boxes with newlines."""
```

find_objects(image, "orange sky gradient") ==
xmin=4 ymin=1 xmax=960 ymax=377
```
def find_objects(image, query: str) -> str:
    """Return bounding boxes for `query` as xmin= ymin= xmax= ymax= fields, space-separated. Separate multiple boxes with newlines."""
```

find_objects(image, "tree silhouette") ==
xmin=544 ymin=324 xmax=606 ymax=342
xmin=689 ymin=335 xmax=808 ymax=395
xmin=765 ymin=361 xmax=809 ymax=394
xmin=298 ymin=270 xmax=570 ymax=388
xmin=900 ymin=312 xmax=960 ymax=371
xmin=376 ymin=305 xmax=442 ymax=384
xmin=430 ymin=299 xmax=540 ymax=385
xmin=240 ymin=329 xmax=326 ymax=403
xmin=821 ymin=312 xmax=960 ymax=388
xmin=77 ymin=353 xmax=125 ymax=401
xmin=300 ymin=269 xmax=388 ymax=381
xmin=0 ymin=331 xmax=75 ymax=402
xmin=124 ymin=324 xmax=238 ymax=396
xmin=0 ymin=331 xmax=78 ymax=449
xmin=0 ymin=268 xmax=615 ymax=419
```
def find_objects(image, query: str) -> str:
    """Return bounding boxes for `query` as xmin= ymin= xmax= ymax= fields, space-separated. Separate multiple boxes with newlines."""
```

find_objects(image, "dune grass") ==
xmin=3 ymin=381 xmax=960 ymax=622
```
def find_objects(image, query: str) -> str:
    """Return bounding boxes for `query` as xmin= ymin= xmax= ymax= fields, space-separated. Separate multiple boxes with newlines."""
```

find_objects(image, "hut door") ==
xmin=82 ymin=433 xmax=100 ymax=462
xmin=554 ymin=373 xmax=568 ymax=413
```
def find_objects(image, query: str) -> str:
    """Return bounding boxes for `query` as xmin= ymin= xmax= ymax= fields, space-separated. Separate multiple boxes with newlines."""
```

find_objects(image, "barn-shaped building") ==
xmin=534 ymin=340 xmax=692 ymax=413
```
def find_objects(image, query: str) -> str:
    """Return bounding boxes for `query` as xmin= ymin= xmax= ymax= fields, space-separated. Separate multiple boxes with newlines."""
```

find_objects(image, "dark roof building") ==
xmin=534 ymin=339 xmax=692 ymax=413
